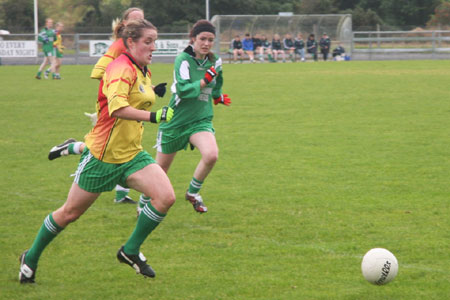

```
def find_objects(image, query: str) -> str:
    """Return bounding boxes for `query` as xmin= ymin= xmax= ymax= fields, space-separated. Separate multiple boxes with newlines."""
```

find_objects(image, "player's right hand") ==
xmin=203 ymin=66 xmax=217 ymax=84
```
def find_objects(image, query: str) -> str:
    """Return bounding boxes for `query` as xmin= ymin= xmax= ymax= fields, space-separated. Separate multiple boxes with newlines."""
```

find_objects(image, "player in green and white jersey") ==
xmin=140 ymin=20 xmax=231 ymax=214
xmin=35 ymin=18 xmax=57 ymax=79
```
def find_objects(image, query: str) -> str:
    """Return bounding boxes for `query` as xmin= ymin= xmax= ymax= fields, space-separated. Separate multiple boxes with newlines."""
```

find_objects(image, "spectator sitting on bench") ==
xmin=332 ymin=44 xmax=346 ymax=61
xmin=260 ymin=35 xmax=275 ymax=62
xmin=271 ymin=34 xmax=286 ymax=62
xmin=231 ymin=35 xmax=244 ymax=63
xmin=294 ymin=33 xmax=306 ymax=62
xmin=242 ymin=33 xmax=255 ymax=63
xmin=283 ymin=33 xmax=296 ymax=62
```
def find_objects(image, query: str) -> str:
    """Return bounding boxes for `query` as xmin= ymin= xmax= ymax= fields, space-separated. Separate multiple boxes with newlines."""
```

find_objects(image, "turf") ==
xmin=1 ymin=60 xmax=449 ymax=299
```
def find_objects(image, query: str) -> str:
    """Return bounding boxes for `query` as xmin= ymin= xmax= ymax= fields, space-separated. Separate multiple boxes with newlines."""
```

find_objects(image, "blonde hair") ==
xmin=122 ymin=19 xmax=157 ymax=49
xmin=112 ymin=7 xmax=144 ymax=40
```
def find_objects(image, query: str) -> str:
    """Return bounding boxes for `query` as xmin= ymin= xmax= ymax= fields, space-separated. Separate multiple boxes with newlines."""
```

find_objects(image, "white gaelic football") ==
xmin=361 ymin=248 xmax=398 ymax=285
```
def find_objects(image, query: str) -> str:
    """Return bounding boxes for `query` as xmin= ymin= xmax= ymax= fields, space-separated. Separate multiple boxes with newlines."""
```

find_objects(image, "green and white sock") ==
xmin=124 ymin=203 xmax=166 ymax=255
xmin=115 ymin=185 xmax=130 ymax=201
xmin=188 ymin=177 xmax=203 ymax=194
xmin=139 ymin=194 xmax=151 ymax=209
xmin=67 ymin=142 xmax=83 ymax=155
xmin=25 ymin=213 xmax=64 ymax=269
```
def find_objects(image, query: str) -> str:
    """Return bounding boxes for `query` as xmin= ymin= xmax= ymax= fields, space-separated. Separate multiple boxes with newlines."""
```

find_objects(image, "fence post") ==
xmin=431 ymin=31 xmax=436 ymax=60
xmin=75 ymin=34 xmax=80 ymax=65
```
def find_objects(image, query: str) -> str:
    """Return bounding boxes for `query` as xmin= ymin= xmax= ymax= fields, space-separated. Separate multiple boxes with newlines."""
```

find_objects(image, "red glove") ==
xmin=203 ymin=66 xmax=217 ymax=84
xmin=214 ymin=94 xmax=231 ymax=106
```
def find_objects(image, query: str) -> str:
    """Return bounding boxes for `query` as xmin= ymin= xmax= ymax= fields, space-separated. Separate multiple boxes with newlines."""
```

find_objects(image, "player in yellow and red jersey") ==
xmin=20 ymin=19 xmax=175 ymax=284
xmin=48 ymin=8 xmax=167 ymax=204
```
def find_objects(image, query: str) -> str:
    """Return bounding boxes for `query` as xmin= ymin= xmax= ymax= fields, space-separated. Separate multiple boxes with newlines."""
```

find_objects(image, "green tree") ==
xmin=428 ymin=2 xmax=450 ymax=27
xmin=0 ymin=0 xmax=46 ymax=32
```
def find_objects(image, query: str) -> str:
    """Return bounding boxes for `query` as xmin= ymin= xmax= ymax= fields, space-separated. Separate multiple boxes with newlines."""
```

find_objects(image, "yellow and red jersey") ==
xmin=90 ymin=39 xmax=126 ymax=79
xmin=84 ymin=52 xmax=156 ymax=163
xmin=53 ymin=31 xmax=63 ymax=52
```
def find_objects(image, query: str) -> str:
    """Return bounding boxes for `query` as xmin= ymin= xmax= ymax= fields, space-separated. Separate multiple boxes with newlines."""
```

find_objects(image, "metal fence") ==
xmin=3 ymin=30 xmax=450 ymax=65
xmin=351 ymin=30 xmax=450 ymax=60
xmin=0 ymin=33 xmax=189 ymax=65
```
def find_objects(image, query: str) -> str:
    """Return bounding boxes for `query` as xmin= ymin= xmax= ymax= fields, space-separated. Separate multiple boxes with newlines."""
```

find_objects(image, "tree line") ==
xmin=1 ymin=0 xmax=450 ymax=33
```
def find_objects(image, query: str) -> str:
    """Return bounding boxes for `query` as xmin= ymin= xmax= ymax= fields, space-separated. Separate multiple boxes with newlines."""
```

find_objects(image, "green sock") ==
xmin=139 ymin=194 xmax=151 ymax=208
xmin=68 ymin=142 xmax=82 ymax=155
xmin=37 ymin=71 xmax=42 ymax=76
xmin=188 ymin=177 xmax=203 ymax=194
xmin=124 ymin=203 xmax=166 ymax=255
xmin=25 ymin=213 xmax=64 ymax=269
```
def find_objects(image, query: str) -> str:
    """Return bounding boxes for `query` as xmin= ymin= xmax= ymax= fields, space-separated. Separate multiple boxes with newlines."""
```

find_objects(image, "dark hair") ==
xmin=122 ymin=19 xmax=157 ymax=49
xmin=189 ymin=19 xmax=216 ymax=38
xmin=113 ymin=7 xmax=144 ymax=40
xmin=189 ymin=20 xmax=216 ymax=61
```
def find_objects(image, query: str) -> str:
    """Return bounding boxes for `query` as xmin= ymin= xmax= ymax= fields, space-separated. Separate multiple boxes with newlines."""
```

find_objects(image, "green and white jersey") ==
xmin=38 ymin=27 xmax=56 ymax=53
xmin=159 ymin=45 xmax=223 ymax=130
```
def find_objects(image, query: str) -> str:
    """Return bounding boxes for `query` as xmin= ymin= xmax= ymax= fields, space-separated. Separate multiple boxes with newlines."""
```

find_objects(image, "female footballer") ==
xmin=20 ymin=19 xmax=174 ymax=283
xmin=48 ymin=8 xmax=166 ymax=204
xmin=154 ymin=20 xmax=231 ymax=213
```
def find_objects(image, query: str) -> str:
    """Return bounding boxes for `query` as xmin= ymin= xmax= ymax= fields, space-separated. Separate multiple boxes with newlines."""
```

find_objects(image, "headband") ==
xmin=192 ymin=23 xmax=216 ymax=37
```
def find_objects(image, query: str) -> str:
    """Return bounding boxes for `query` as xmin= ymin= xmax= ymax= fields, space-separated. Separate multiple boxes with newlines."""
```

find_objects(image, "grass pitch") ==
xmin=1 ymin=60 xmax=449 ymax=299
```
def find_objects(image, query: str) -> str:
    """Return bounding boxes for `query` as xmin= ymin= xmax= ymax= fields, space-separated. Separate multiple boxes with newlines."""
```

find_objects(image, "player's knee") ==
xmin=203 ymin=149 xmax=218 ymax=166
xmin=60 ymin=207 xmax=83 ymax=224
xmin=160 ymin=190 xmax=176 ymax=208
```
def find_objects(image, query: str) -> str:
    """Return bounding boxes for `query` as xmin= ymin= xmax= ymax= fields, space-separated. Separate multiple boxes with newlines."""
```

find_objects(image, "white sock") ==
xmin=72 ymin=142 xmax=83 ymax=154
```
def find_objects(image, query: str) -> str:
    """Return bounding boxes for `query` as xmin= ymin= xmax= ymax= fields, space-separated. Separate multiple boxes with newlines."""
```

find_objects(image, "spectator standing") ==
xmin=294 ymin=33 xmax=305 ymax=62
xmin=306 ymin=33 xmax=318 ymax=62
xmin=319 ymin=32 xmax=331 ymax=61
xmin=271 ymin=34 xmax=285 ymax=62
xmin=242 ymin=33 xmax=255 ymax=63
xmin=283 ymin=33 xmax=296 ymax=62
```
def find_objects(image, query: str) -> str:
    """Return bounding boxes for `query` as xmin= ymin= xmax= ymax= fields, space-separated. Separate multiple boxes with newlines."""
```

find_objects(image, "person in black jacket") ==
xmin=319 ymin=32 xmax=331 ymax=61
xmin=283 ymin=33 xmax=296 ymax=62
xmin=306 ymin=33 xmax=318 ymax=62
xmin=231 ymin=35 xmax=244 ymax=63
xmin=294 ymin=33 xmax=305 ymax=62
xmin=271 ymin=34 xmax=285 ymax=62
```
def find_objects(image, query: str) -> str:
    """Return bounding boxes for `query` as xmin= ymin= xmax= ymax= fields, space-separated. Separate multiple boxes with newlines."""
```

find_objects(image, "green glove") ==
xmin=150 ymin=106 xmax=174 ymax=123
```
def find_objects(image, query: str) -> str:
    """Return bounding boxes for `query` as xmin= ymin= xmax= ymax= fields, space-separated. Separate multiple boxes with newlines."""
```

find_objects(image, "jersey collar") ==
xmin=123 ymin=52 xmax=148 ymax=77
xmin=183 ymin=45 xmax=209 ymax=66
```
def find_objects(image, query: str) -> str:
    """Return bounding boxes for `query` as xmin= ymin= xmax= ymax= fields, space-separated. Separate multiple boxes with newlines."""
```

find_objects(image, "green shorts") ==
xmin=74 ymin=148 xmax=156 ymax=193
xmin=43 ymin=48 xmax=56 ymax=57
xmin=55 ymin=49 xmax=63 ymax=58
xmin=156 ymin=120 xmax=215 ymax=154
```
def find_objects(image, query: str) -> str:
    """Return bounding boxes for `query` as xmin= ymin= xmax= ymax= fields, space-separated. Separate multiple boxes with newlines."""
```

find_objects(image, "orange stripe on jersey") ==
xmin=107 ymin=77 xmax=132 ymax=88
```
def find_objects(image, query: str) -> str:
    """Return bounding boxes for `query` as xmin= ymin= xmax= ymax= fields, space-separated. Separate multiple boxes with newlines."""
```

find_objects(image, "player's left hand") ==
xmin=214 ymin=94 xmax=231 ymax=106
xmin=150 ymin=106 xmax=174 ymax=123
xmin=154 ymin=83 xmax=167 ymax=97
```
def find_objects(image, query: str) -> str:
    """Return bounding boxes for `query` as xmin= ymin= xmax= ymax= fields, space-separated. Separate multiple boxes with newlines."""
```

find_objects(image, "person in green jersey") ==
xmin=35 ymin=18 xmax=57 ymax=79
xmin=19 ymin=19 xmax=175 ymax=284
xmin=44 ymin=22 xmax=64 ymax=79
xmin=142 ymin=20 xmax=231 ymax=214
